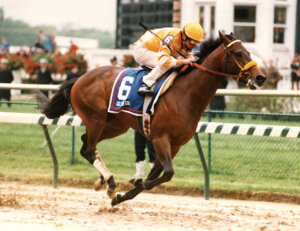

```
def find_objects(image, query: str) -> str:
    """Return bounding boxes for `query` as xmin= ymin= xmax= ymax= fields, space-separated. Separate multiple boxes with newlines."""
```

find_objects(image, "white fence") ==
xmin=1 ymin=83 xmax=300 ymax=96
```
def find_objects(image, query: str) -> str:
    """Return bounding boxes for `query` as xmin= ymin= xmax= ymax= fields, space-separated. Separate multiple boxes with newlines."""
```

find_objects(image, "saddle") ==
xmin=108 ymin=65 xmax=188 ymax=138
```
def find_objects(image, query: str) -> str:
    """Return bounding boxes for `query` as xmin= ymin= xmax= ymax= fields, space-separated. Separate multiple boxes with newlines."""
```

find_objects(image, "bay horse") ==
xmin=36 ymin=31 xmax=265 ymax=206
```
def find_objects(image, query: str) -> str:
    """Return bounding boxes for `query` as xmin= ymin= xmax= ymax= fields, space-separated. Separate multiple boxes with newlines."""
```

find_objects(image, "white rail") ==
xmin=0 ymin=83 xmax=58 ymax=91
xmin=1 ymin=83 xmax=300 ymax=97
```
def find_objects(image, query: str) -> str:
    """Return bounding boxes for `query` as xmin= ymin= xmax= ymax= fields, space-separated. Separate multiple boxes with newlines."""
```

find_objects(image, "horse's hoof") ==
xmin=134 ymin=178 xmax=143 ymax=187
xmin=128 ymin=177 xmax=135 ymax=185
xmin=111 ymin=194 xmax=122 ymax=206
xmin=94 ymin=178 xmax=107 ymax=191
xmin=128 ymin=177 xmax=143 ymax=186
xmin=143 ymin=180 xmax=152 ymax=190
xmin=106 ymin=176 xmax=116 ymax=198
xmin=107 ymin=187 xmax=117 ymax=199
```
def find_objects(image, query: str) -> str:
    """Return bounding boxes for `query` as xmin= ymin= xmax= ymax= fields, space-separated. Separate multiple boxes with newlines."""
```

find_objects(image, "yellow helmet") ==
xmin=183 ymin=22 xmax=203 ymax=42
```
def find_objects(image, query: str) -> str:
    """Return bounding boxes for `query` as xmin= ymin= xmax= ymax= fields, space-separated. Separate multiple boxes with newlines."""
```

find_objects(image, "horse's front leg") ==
xmin=143 ymin=136 xmax=174 ymax=190
xmin=111 ymin=135 xmax=173 ymax=206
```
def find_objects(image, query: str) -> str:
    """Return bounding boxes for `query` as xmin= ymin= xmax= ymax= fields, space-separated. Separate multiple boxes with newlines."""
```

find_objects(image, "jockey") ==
xmin=134 ymin=22 xmax=204 ymax=95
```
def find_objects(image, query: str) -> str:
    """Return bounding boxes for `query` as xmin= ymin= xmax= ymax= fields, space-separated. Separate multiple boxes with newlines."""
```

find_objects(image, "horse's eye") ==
xmin=235 ymin=52 xmax=242 ymax=58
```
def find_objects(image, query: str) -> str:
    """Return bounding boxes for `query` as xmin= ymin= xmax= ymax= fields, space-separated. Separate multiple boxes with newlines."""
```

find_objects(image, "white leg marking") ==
xmin=93 ymin=151 xmax=112 ymax=180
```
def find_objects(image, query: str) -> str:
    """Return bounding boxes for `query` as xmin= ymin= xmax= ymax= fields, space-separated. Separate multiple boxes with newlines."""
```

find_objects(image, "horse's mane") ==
xmin=195 ymin=34 xmax=235 ymax=64
xmin=176 ymin=34 xmax=234 ymax=75
xmin=194 ymin=38 xmax=222 ymax=64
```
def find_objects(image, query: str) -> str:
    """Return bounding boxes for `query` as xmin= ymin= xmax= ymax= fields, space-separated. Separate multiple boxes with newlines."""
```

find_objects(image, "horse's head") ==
xmin=219 ymin=31 xmax=266 ymax=89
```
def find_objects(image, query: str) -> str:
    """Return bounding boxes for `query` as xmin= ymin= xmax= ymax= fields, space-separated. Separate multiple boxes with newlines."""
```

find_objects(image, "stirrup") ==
xmin=138 ymin=83 xmax=154 ymax=95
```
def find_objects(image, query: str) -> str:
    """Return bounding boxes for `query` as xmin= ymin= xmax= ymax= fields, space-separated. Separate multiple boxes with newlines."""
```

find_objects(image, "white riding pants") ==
xmin=133 ymin=41 xmax=172 ymax=87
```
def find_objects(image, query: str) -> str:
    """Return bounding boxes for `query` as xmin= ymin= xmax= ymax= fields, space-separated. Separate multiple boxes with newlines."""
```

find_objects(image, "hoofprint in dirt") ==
xmin=0 ymin=181 xmax=299 ymax=231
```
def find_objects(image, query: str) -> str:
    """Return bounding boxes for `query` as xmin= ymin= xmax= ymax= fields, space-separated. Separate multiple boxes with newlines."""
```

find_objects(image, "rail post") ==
xmin=71 ymin=126 xmax=76 ymax=164
xmin=194 ymin=133 xmax=210 ymax=200
xmin=41 ymin=125 xmax=58 ymax=188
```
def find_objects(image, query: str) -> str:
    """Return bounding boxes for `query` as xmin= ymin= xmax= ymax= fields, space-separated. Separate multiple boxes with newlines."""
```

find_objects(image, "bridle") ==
xmin=182 ymin=39 xmax=257 ymax=84
xmin=224 ymin=40 xmax=257 ymax=82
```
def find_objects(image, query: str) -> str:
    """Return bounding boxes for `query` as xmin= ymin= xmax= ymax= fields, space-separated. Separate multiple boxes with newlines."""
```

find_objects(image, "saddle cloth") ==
xmin=108 ymin=68 xmax=176 ymax=116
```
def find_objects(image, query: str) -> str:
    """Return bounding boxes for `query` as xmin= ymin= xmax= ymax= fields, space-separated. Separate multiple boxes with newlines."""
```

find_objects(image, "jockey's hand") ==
xmin=181 ymin=57 xmax=195 ymax=66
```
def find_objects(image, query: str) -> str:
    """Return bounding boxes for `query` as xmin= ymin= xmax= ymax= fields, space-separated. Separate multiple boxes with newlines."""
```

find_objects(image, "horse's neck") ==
xmin=183 ymin=47 xmax=225 ymax=117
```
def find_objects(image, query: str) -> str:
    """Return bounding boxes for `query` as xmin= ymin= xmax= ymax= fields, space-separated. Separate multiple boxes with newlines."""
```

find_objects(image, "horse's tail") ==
xmin=36 ymin=78 xmax=78 ymax=119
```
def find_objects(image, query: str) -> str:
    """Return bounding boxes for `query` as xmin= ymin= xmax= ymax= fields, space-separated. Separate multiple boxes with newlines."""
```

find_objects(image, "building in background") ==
xmin=116 ymin=0 xmax=299 ymax=68
xmin=116 ymin=0 xmax=180 ymax=49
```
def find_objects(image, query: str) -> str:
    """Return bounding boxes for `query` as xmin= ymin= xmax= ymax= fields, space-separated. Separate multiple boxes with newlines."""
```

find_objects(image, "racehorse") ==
xmin=36 ymin=31 xmax=265 ymax=206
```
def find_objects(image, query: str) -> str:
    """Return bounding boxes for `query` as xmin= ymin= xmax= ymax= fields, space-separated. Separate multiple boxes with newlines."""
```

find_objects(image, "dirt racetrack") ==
xmin=0 ymin=181 xmax=299 ymax=231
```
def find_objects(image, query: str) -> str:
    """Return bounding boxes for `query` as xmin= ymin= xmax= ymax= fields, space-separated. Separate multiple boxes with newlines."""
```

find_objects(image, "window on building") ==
xmin=273 ymin=6 xmax=286 ymax=44
xmin=233 ymin=5 xmax=256 ymax=42
xmin=199 ymin=6 xmax=204 ymax=28
xmin=198 ymin=5 xmax=215 ymax=39
xmin=210 ymin=6 xmax=215 ymax=38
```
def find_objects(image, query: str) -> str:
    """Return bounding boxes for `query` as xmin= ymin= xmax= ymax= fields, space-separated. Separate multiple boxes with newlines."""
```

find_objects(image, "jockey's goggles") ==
xmin=186 ymin=37 xmax=200 ymax=46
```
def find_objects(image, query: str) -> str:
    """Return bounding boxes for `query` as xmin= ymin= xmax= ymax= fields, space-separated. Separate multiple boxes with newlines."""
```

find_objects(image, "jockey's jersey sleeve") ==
xmin=139 ymin=28 xmax=190 ymax=68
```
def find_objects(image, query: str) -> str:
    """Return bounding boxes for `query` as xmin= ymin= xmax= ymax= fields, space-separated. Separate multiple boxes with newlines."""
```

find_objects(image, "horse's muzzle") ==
xmin=255 ymin=74 xmax=266 ymax=86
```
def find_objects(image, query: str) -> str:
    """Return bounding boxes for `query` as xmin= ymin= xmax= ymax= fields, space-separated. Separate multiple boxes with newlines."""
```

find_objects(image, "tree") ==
xmin=0 ymin=14 xmax=115 ymax=48
xmin=0 ymin=7 xmax=4 ymax=22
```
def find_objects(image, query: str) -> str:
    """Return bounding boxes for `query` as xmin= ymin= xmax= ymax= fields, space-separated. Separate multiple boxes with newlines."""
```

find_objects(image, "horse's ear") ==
xmin=230 ymin=32 xmax=237 ymax=40
xmin=218 ymin=30 xmax=231 ymax=45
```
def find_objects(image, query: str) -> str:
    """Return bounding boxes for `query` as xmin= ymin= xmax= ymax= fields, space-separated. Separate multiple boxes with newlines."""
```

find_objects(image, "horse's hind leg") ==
xmin=80 ymin=121 xmax=116 ymax=199
xmin=81 ymin=133 xmax=107 ymax=191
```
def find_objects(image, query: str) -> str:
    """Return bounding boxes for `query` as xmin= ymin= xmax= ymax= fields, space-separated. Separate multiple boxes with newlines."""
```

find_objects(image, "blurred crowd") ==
xmin=0 ymin=30 xmax=139 ymax=100
xmin=0 ymin=28 xmax=87 ymax=85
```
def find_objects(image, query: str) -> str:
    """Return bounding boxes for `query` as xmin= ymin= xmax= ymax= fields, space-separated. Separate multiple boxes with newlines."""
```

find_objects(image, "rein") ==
xmin=180 ymin=39 xmax=257 ymax=81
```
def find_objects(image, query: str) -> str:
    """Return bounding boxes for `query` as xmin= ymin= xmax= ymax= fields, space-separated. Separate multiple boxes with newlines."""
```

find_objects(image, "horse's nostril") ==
xmin=256 ymin=75 xmax=266 ymax=84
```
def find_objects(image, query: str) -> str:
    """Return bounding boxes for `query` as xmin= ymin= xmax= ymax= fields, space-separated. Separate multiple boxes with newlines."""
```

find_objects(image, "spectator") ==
xmin=67 ymin=65 xmax=82 ymax=81
xmin=290 ymin=54 xmax=300 ymax=90
xmin=0 ymin=38 xmax=9 ymax=58
xmin=69 ymin=40 xmax=79 ymax=54
xmin=110 ymin=56 xmax=118 ymax=66
xmin=0 ymin=58 xmax=14 ymax=107
xmin=1 ymin=38 xmax=9 ymax=52
xmin=132 ymin=131 xmax=156 ymax=179
xmin=0 ymin=45 xmax=6 ymax=58
xmin=51 ymin=36 xmax=57 ymax=53
xmin=209 ymin=78 xmax=228 ymax=118
xmin=262 ymin=59 xmax=283 ymax=89
xmin=41 ymin=28 xmax=54 ymax=54
xmin=37 ymin=58 xmax=52 ymax=98
xmin=38 ymin=29 xmax=45 ymax=41
xmin=43 ymin=35 xmax=54 ymax=54
xmin=34 ymin=38 xmax=45 ymax=53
